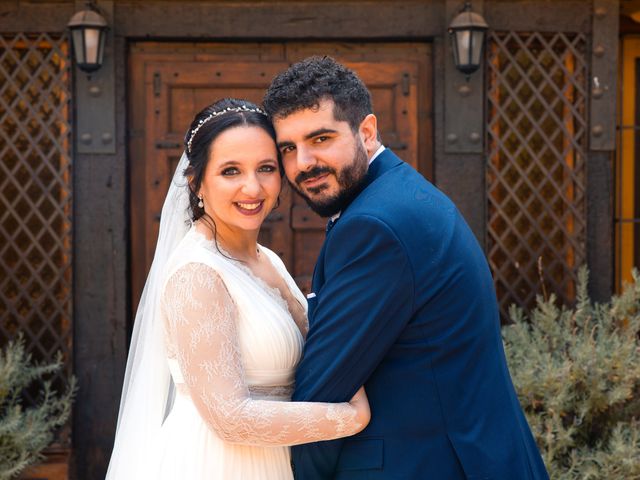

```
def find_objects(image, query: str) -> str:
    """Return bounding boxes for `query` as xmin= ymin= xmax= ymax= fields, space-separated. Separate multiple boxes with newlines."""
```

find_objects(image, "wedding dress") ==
xmin=144 ymin=227 xmax=361 ymax=479
xmin=106 ymin=152 xmax=364 ymax=479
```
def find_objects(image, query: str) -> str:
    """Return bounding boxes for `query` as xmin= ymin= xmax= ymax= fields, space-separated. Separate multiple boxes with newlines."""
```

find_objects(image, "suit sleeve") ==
xmin=291 ymin=214 xmax=415 ymax=478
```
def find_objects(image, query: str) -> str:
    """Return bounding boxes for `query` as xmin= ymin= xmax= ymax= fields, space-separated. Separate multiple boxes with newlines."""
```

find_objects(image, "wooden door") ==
xmin=129 ymin=42 xmax=432 ymax=309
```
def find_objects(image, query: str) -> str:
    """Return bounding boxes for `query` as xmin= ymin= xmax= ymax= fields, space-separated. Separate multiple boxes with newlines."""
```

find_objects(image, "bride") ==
xmin=106 ymin=98 xmax=370 ymax=479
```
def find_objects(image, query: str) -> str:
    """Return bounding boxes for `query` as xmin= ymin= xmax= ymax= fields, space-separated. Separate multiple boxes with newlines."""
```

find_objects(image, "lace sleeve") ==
xmin=161 ymin=262 xmax=366 ymax=446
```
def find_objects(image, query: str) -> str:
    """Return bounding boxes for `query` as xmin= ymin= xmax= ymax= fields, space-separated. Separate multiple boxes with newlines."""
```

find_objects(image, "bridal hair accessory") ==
xmin=187 ymin=105 xmax=267 ymax=154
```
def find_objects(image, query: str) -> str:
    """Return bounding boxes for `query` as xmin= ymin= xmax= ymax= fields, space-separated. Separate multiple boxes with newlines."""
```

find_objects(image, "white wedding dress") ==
xmin=142 ymin=227 xmax=362 ymax=479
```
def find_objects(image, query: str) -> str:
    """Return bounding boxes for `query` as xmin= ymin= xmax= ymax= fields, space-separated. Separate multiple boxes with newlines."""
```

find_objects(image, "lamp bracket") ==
xmin=73 ymin=0 xmax=115 ymax=154
xmin=444 ymin=0 xmax=485 ymax=154
xmin=589 ymin=0 xmax=618 ymax=151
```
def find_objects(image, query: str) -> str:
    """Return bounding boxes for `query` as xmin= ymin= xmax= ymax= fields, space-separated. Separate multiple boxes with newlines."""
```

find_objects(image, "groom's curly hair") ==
xmin=263 ymin=56 xmax=373 ymax=133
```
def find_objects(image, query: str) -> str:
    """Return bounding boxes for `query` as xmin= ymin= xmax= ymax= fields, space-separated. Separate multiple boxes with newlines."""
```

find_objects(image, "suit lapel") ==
xmin=311 ymin=241 xmax=326 ymax=291
xmin=310 ymin=149 xmax=403 ymax=298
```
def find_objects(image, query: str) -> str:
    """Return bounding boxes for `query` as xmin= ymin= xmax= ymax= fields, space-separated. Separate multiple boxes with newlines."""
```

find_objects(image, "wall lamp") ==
xmin=448 ymin=2 xmax=489 ymax=78
xmin=67 ymin=2 xmax=109 ymax=73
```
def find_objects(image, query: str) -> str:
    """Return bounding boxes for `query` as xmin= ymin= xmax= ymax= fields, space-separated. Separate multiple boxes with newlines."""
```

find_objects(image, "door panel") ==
xmin=129 ymin=42 xmax=432 ymax=309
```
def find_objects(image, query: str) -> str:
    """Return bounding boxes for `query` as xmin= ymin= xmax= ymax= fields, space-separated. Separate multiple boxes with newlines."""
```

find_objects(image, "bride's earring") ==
xmin=198 ymin=195 xmax=204 ymax=209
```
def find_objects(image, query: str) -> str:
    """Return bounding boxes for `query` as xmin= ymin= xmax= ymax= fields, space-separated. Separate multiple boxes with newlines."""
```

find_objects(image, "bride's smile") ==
xmin=234 ymin=199 xmax=265 ymax=215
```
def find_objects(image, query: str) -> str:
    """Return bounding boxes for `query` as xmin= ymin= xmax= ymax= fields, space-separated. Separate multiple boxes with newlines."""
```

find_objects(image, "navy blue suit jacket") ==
xmin=291 ymin=149 xmax=549 ymax=479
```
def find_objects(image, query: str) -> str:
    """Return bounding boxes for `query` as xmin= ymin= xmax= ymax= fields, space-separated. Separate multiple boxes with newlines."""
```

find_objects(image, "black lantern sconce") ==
xmin=448 ymin=2 xmax=489 ymax=78
xmin=67 ymin=2 xmax=109 ymax=73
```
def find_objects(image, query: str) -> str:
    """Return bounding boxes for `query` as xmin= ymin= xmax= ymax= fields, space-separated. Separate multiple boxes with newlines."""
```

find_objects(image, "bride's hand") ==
xmin=349 ymin=386 xmax=371 ymax=431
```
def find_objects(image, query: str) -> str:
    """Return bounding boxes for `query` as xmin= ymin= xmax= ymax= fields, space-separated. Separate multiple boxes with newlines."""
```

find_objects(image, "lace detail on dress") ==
xmin=235 ymin=255 xmax=294 ymax=316
xmin=160 ymin=262 xmax=363 ymax=446
xmin=191 ymin=229 xmax=308 ymax=337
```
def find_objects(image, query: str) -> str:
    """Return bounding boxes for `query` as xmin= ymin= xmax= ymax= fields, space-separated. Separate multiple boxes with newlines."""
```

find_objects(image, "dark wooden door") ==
xmin=129 ymin=42 xmax=432 ymax=308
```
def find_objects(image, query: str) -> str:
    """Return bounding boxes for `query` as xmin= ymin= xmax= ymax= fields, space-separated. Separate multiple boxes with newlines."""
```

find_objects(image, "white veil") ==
xmin=106 ymin=152 xmax=192 ymax=479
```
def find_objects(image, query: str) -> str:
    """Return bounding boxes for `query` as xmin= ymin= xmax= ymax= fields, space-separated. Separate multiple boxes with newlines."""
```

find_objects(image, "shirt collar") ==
xmin=368 ymin=144 xmax=386 ymax=165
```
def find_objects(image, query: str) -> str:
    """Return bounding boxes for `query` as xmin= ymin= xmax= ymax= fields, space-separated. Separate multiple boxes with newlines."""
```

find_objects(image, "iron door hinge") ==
xmin=402 ymin=73 xmax=410 ymax=96
xmin=155 ymin=141 xmax=182 ymax=149
xmin=153 ymin=72 xmax=161 ymax=97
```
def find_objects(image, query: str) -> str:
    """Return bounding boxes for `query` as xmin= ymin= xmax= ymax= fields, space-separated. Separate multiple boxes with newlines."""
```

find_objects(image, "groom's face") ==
xmin=273 ymin=99 xmax=370 ymax=217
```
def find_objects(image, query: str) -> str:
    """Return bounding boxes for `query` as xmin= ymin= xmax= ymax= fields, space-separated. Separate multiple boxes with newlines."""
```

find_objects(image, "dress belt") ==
xmin=244 ymin=367 xmax=295 ymax=386
xmin=167 ymin=359 xmax=295 ymax=388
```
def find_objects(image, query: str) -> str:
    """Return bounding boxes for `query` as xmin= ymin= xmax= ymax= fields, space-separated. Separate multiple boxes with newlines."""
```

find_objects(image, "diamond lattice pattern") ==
xmin=486 ymin=31 xmax=587 ymax=318
xmin=0 ymin=33 xmax=72 ymax=419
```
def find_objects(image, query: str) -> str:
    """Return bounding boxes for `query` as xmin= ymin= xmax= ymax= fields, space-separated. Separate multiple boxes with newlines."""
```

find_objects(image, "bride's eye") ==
xmin=258 ymin=164 xmax=277 ymax=173
xmin=221 ymin=167 xmax=240 ymax=176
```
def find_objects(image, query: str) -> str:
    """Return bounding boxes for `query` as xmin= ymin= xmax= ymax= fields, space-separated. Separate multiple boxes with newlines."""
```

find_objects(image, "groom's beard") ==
xmin=291 ymin=140 xmax=369 ymax=218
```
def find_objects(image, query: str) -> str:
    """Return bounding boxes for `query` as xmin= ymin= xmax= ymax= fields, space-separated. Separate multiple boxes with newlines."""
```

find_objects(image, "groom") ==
xmin=263 ymin=57 xmax=548 ymax=480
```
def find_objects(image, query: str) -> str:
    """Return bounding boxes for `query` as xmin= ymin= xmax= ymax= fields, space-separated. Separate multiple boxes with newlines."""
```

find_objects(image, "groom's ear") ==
xmin=359 ymin=114 xmax=379 ymax=154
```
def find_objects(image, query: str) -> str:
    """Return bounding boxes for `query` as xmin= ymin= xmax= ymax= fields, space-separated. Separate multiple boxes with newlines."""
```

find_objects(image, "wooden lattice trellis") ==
xmin=486 ymin=31 xmax=588 ymax=318
xmin=0 ymin=33 xmax=72 ymax=439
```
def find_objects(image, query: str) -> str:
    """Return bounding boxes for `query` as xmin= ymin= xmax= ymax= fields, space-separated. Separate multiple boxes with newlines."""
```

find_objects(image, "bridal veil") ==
xmin=106 ymin=152 xmax=191 ymax=479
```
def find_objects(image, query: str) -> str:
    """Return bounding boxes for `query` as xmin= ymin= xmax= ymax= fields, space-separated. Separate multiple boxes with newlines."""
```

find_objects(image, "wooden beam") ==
xmin=485 ymin=0 xmax=591 ymax=32
xmin=587 ymin=151 xmax=614 ymax=301
xmin=587 ymin=0 xmax=616 ymax=299
xmin=0 ymin=1 xmax=74 ymax=33
xmin=113 ymin=1 xmax=445 ymax=38
xmin=0 ymin=1 xmax=595 ymax=38
xmin=433 ymin=34 xmax=487 ymax=247
xmin=72 ymin=33 xmax=128 ymax=480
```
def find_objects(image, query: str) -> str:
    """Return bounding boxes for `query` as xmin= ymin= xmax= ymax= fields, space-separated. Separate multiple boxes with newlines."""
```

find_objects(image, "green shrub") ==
xmin=0 ymin=335 xmax=76 ymax=480
xmin=503 ymin=267 xmax=640 ymax=479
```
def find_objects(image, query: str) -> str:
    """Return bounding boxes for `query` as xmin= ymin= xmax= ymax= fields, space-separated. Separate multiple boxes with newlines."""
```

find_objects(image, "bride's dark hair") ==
xmin=183 ymin=98 xmax=280 ymax=222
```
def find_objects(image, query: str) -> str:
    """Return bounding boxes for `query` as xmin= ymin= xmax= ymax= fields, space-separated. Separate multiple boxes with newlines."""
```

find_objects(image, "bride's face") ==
xmin=199 ymin=125 xmax=281 ymax=234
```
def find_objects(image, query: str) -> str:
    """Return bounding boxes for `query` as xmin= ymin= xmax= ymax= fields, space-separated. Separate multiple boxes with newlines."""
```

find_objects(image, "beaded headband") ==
xmin=186 ymin=105 xmax=267 ymax=153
